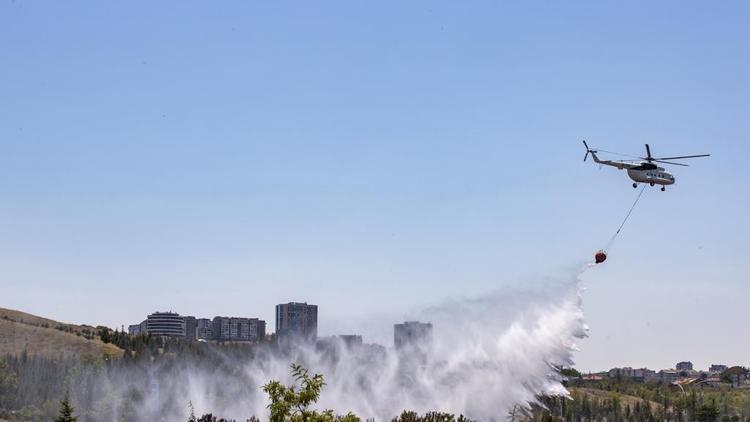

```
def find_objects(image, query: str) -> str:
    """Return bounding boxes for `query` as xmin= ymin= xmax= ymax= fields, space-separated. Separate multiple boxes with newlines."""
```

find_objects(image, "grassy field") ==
xmin=0 ymin=307 xmax=122 ymax=358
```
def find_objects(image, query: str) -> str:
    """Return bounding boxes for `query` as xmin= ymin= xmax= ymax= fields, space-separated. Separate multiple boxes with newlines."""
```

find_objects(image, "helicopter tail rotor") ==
xmin=582 ymin=140 xmax=597 ymax=162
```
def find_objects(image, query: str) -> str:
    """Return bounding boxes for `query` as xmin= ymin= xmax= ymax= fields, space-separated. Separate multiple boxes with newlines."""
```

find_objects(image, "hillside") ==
xmin=571 ymin=387 xmax=663 ymax=411
xmin=0 ymin=307 xmax=122 ymax=358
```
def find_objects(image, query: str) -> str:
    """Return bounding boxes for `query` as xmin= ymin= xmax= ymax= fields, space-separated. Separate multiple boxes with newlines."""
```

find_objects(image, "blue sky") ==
xmin=1 ymin=1 xmax=748 ymax=371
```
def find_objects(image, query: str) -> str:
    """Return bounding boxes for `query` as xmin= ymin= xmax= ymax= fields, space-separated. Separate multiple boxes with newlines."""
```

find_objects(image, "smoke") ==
xmin=71 ymin=266 xmax=589 ymax=421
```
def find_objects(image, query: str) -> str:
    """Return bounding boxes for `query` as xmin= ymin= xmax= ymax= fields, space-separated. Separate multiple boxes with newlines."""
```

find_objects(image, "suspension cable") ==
xmin=604 ymin=184 xmax=647 ymax=251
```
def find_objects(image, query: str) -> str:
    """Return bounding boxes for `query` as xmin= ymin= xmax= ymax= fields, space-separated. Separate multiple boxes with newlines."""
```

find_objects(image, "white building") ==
xmin=146 ymin=312 xmax=186 ymax=337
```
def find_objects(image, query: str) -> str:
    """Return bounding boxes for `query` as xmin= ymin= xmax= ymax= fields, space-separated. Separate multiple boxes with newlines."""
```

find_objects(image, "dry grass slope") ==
xmin=0 ymin=307 xmax=122 ymax=358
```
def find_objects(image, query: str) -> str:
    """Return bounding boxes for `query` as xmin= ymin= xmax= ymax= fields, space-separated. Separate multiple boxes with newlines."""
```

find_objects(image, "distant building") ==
xmin=709 ymin=364 xmax=728 ymax=374
xmin=128 ymin=321 xmax=147 ymax=335
xmin=184 ymin=316 xmax=197 ymax=341
xmin=212 ymin=317 xmax=265 ymax=342
xmin=607 ymin=367 xmax=655 ymax=382
xmin=608 ymin=367 xmax=631 ymax=378
xmin=676 ymin=361 xmax=694 ymax=371
xmin=212 ymin=317 xmax=231 ymax=340
xmin=338 ymin=335 xmax=363 ymax=349
xmin=360 ymin=342 xmax=387 ymax=360
xmin=659 ymin=370 xmax=679 ymax=384
xmin=146 ymin=312 xmax=185 ymax=337
xmin=317 ymin=335 xmax=363 ymax=350
xmin=255 ymin=319 xmax=267 ymax=341
xmin=638 ymin=368 xmax=657 ymax=381
xmin=196 ymin=318 xmax=213 ymax=340
xmin=275 ymin=302 xmax=318 ymax=341
xmin=702 ymin=376 xmax=723 ymax=388
xmin=394 ymin=321 xmax=433 ymax=349
xmin=128 ymin=312 xmax=264 ymax=341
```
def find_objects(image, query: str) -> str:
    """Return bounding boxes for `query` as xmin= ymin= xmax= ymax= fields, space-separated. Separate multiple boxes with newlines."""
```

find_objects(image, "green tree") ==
xmin=391 ymin=411 xmax=474 ymax=422
xmin=558 ymin=367 xmax=582 ymax=378
xmin=720 ymin=367 xmax=749 ymax=385
xmin=53 ymin=394 xmax=78 ymax=422
xmin=263 ymin=363 xmax=360 ymax=422
xmin=392 ymin=411 xmax=420 ymax=422
xmin=696 ymin=399 xmax=720 ymax=422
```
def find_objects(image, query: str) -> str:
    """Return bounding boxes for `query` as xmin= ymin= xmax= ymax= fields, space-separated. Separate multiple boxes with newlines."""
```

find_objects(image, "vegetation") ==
xmin=0 ymin=336 xmax=268 ymax=421
xmin=391 ymin=411 xmax=474 ymax=422
xmin=2 ymin=351 xmax=750 ymax=421
xmin=527 ymin=377 xmax=750 ymax=421
xmin=53 ymin=394 xmax=78 ymax=422
xmin=558 ymin=367 xmax=582 ymax=379
xmin=0 ymin=357 xmax=16 ymax=408
xmin=720 ymin=367 xmax=749 ymax=385
xmin=263 ymin=363 xmax=360 ymax=422
xmin=187 ymin=364 xmax=474 ymax=422
xmin=0 ymin=307 xmax=122 ymax=358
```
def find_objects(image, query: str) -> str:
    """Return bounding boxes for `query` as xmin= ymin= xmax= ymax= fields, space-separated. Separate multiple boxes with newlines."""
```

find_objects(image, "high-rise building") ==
xmin=184 ymin=316 xmax=197 ymax=341
xmin=212 ymin=316 xmax=231 ymax=340
xmin=676 ymin=361 xmax=693 ymax=371
xmin=146 ymin=312 xmax=186 ymax=337
xmin=255 ymin=319 xmax=266 ymax=341
xmin=394 ymin=321 xmax=433 ymax=349
xmin=231 ymin=317 xmax=248 ymax=340
xmin=275 ymin=302 xmax=318 ymax=341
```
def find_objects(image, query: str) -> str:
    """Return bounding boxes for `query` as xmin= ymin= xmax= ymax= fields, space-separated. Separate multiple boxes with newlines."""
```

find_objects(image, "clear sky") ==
xmin=1 ymin=1 xmax=748 ymax=372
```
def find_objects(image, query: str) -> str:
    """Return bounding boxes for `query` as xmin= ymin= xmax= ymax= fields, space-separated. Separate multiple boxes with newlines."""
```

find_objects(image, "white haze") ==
xmin=77 ymin=265 xmax=590 ymax=421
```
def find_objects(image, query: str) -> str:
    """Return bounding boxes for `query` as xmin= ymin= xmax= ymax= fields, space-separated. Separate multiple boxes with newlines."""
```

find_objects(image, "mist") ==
xmin=69 ymin=266 xmax=589 ymax=421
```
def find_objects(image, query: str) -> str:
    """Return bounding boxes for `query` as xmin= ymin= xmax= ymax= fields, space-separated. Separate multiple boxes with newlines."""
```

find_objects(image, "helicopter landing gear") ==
xmin=632 ymin=183 xmax=638 ymax=188
xmin=661 ymin=186 xmax=665 ymax=192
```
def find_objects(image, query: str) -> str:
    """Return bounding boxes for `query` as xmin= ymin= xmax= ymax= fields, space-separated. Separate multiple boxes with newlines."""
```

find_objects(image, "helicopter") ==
xmin=582 ymin=141 xmax=709 ymax=191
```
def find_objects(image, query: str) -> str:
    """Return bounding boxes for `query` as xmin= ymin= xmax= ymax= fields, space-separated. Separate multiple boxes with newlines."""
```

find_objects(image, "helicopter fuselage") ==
xmin=586 ymin=150 xmax=676 ymax=187
xmin=626 ymin=163 xmax=675 ymax=186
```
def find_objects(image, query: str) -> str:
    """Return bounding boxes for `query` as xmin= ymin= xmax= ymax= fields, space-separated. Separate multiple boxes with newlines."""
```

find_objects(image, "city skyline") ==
xmin=119 ymin=306 xmax=749 ymax=374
